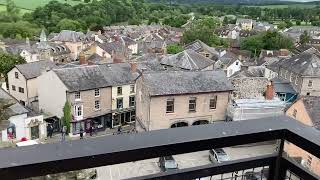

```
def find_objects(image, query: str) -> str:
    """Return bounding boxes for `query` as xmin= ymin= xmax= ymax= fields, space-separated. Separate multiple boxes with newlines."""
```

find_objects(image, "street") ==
xmin=96 ymin=143 xmax=277 ymax=180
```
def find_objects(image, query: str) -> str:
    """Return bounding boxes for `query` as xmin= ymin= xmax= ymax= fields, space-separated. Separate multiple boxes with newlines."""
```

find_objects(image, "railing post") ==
xmin=270 ymin=138 xmax=287 ymax=180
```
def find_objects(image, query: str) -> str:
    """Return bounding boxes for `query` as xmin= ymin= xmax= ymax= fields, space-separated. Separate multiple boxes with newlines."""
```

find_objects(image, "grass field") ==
xmin=0 ymin=4 xmax=32 ymax=14
xmin=0 ymin=0 xmax=82 ymax=11
xmin=248 ymin=4 xmax=317 ymax=9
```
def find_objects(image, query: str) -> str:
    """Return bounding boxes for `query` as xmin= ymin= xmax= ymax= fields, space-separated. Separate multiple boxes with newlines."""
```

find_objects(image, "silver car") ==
xmin=209 ymin=148 xmax=230 ymax=163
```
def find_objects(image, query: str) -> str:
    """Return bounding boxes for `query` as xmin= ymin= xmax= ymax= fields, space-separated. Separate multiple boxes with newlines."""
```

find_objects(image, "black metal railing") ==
xmin=0 ymin=116 xmax=319 ymax=180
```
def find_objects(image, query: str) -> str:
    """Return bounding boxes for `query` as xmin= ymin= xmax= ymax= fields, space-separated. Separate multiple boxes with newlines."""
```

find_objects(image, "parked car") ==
xmin=158 ymin=156 xmax=178 ymax=172
xmin=209 ymin=148 xmax=230 ymax=163
xmin=243 ymin=171 xmax=267 ymax=180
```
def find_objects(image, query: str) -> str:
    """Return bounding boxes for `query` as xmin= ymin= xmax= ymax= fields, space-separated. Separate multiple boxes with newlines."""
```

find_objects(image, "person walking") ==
xmin=80 ymin=127 xmax=84 ymax=139
xmin=117 ymin=126 xmax=122 ymax=135
xmin=89 ymin=126 xmax=93 ymax=136
xmin=61 ymin=126 xmax=66 ymax=141
xmin=49 ymin=124 xmax=53 ymax=138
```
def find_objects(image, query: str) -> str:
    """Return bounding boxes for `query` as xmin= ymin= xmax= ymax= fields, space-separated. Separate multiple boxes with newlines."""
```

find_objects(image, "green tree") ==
xmin=241 ymin=31 xmax=293 ymax=57
xmin=166 ymin=44 xmax=184 ymax=54
xmin=0 ymin=53 xmax=25 ymax=82
xmin=57 ymin=18 xmax=83 ymax=32
xmin=6 ymin=0 xmax=20 ymax=15
xmin=296 ymin=20 xmax=301 ymax=26
xmin=300 ymin=30 xmax=310 ymax=45
xmin=62 ymin=101 xmax=72 ymax=134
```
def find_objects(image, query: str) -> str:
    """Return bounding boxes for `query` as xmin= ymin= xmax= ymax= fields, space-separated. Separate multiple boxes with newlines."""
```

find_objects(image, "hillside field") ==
xmin=0 ymin=0 xmax=82 ymax=11
xmin=247 ymin=4 xmax=317 ymax=9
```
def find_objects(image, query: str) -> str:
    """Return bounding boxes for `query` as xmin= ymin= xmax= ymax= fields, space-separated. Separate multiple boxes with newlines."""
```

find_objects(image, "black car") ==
xmin=158 ymin=156 xmax=178 ymax=172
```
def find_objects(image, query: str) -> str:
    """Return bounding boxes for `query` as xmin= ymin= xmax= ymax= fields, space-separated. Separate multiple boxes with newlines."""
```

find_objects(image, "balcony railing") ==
xmin=0 ymin=116 xmax=319 ymax=180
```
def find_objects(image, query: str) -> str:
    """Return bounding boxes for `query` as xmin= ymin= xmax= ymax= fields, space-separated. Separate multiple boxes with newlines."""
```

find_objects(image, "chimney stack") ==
xmin=79 ymin=52 xmax=87 ymax=65
xmin=130 ymin=63 xmax=137 ymax=73
xmin=265 ymin=81 xmax=274 ymax=100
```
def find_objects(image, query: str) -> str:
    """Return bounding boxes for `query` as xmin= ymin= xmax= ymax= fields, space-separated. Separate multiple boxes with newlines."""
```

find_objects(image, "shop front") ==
xmin=71 ymin=113 xmax=112 ymax=135
xmin=112 ymin=108 xmax=135 ymax=128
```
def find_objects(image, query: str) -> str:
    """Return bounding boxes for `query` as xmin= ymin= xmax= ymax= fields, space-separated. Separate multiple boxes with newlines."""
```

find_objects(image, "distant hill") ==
xmin=149 ymin=0 xmax=320 ymax=5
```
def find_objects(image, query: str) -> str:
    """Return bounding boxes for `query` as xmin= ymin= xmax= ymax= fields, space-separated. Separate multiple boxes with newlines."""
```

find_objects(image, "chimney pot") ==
xmin=265 ymin=81 xmax=274 ymax=100
xmin=79 ymin=52 xmax=87 ymax=65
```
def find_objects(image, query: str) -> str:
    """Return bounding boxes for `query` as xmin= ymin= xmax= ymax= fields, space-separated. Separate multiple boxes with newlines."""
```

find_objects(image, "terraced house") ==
xmin=38 ymin=63 xmax=137 ymax=135
xmin=268 ymin=47 xmax=320 ymax=96
xmin=135 ymin=70 xmax=234 ymax=131
xmin=7 ymin=60 xmax=57 ymax=108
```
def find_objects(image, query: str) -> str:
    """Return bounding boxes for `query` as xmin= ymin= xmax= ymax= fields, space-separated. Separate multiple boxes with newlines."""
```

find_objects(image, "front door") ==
xmin=31 ymin=125 xmax=39 ymax=140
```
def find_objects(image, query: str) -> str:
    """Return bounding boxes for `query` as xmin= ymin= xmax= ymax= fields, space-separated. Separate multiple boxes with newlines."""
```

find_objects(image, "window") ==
xmin=307 ymin=92 xmax=311 ymax=96
xmin=236 ymin=61 xmax=239 ymax=65
xmin=166 ymin=99 xmax=174 ymax=113
xmin=308 ymin=80 xmax=313 ymax=88
xmin=74 ymin=105 xmax=83 ymax=117
xmin=95 ymin=100 xmax=100 ymax=110
xmin=293 ymin=109 xmax=297 ymax=118
xmin=75 ymin=92 xmax=81 ymax=100
xmin=129 ymin=96 xmax=135 ymax=107
xmin=189 ymin=97 xmax=197 ymax=112
xmin=130 ymin=84 xmax=135 ymax=93
xmin=15 ymin=72 xmax=19 ymax=79
xmin=117 ymin=98 xmax=123 ymax=109
xmin=117 ymin=87 xmax=122 ymax=95
xmin=210 ymin=96 xmax=217 ymax=109
xmin=94 ymin=89 xmax=100 ymax=97
xmin=278 ymin=93 xmax=286 ymax=101
xmin=289 ymin=73 xmax=293 ymax=82
xmin=295 ymin=76 xmax=298 ymax=85
xmin=205 ymin=53 xmax=210 ymax=57
xmin=18 ymin=87 xmax=24 ymax=93
xmin=72 ymin=121 xmax=84 ymax=134
xmin=11 ymin=85 xmax=16 ymax=91
xmin=284 ymin=71 xmax=288 ymax=79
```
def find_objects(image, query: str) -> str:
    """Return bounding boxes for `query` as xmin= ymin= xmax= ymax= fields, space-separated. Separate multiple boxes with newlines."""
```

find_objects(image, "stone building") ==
xmin=135 ymin=70 xmax=234 ymax=131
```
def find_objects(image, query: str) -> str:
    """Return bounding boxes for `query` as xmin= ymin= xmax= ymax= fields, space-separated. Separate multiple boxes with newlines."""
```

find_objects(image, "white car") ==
xmin=209 ymin=148 xmax=230 ymax=163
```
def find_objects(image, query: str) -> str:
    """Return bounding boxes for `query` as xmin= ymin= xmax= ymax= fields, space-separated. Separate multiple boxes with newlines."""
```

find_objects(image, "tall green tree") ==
xmin=300 ymin=30 xmax=310 ymax=45
xmin=62 ymin=101 xmax=72 ymax=134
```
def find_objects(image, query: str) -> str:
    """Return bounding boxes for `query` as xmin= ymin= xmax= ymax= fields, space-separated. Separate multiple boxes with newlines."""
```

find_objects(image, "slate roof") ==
xmin=272 ymin=77 xmax=297 ymax=94
xmin=53 ymin=63 xmax=137 ymax=92
xmin=15 ymin=60 xmax=58 ymax=80
xmin=142 ymin=70 xmax=234 ymax=96
xmin=276 ymin=47 xmax=320 ymax=77
xmin=0 ymin=88 xmax=29 ymax=117
xmin=97 ymin=41 xmax=125 ymax=54
xmin=184 ymin=40 xmax=219 ymax=57
xmin=51 ymin=30 xmax=86 ymax=42
xmin=218 ymin=52 xmax=239 ymax=67
xmin=160 ymin=50 xmax=214 ymax=70
xmin=230 ymin=66 xmax=265 ymax=78
xmin=302 ymin=96 xmax=320 ymax=130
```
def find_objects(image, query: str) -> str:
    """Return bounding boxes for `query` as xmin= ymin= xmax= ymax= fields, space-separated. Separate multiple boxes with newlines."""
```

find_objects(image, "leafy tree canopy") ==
xmin=167 ymin=44 xmax=184 ymax=54
xmin=240 ymin=31 xmax=294 ymax=57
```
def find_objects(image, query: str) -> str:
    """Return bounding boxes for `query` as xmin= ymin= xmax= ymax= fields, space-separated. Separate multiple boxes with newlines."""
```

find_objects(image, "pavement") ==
xmin=96 ymin=143 xmax=278 ymax=180
xmin=42 ymin=125 xmax=135 ymax=144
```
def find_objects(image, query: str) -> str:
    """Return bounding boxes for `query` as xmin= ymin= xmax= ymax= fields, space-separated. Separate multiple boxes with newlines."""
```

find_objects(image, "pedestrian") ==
xmin=80 ymin=127 xmax=84 ymax=139
xmin=117 ymin=126 xmax=122 ymax=134
xmin=61 ymin=126 xmax=66 ymax=141
xmin=49 ymin=124 xmax=53 ymax=138
xmin=89 ymin=126 xmax=93 ymax=136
